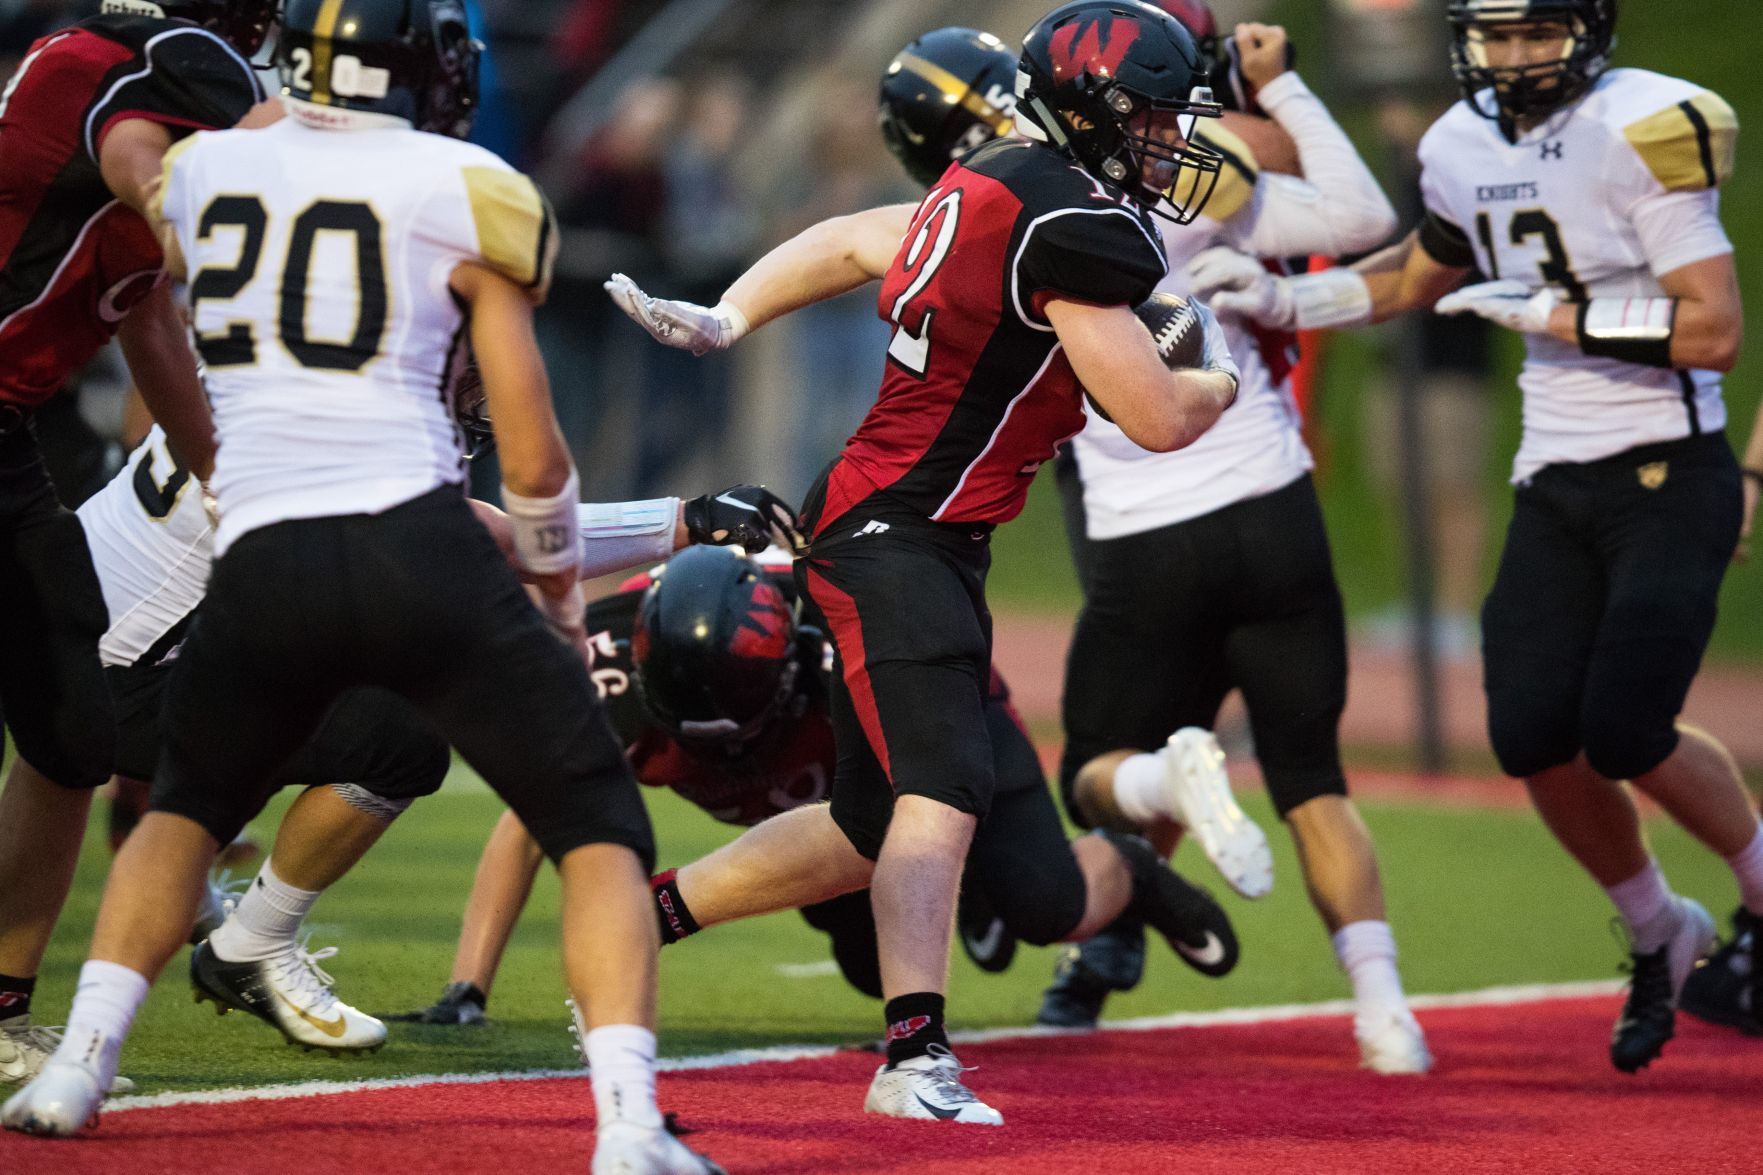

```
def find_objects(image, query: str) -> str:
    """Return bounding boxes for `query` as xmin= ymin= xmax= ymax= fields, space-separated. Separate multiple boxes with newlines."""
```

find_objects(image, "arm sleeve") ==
xmin=1222 ymin=73 xmax=1398 ymax=258
xmin=86 ymin=28 xmax=262 ymax=162
xmin=461 ymin=165 xmax=560 ymax=302
xmin=575 ymin=498 xmax=679 ymax=580
xmin=1015 ymin=207 xmax=1167 ymax=318
xmin=1631 ymin=188 xmax=1733 ymax=277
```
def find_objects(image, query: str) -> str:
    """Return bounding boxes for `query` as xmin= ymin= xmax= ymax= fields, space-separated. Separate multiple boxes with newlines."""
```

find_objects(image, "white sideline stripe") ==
xmin=101 ymin=979 xmax=1624 ymax=1116
xmin=774 ymin=960 xmax=843 ymax=979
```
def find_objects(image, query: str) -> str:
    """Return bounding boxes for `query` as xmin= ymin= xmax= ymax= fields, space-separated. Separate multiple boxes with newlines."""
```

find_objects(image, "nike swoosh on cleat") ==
xmin=965 ymin=918 xmax=1007 ymax=960
xmin=1175 ymin=931 xmax=1227 ymax=968
xmin=912 ymin=1094 xmax=963 ymax=1121
xmin=273 ymin=991 xmax=350 ymax=1039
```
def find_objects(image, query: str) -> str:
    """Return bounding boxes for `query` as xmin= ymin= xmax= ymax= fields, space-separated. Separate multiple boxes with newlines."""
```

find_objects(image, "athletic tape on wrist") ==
xmin=502 ymin=468 xmax=582 ymax=576
xmin=713 ymin=301 xmax=750 ymax=345
xmin=1576 ymin=298 xmax=1676 ymax=368
xmin=1291 ymin=269 xmax=1373 ymax=331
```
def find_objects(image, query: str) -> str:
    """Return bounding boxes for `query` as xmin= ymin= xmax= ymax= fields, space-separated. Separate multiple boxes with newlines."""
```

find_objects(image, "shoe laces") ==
xmin=211 ymin=869 xmax=251 ymax=915
xmin=0 ymin=1022 xmax=62 ymax=1059
xmin=916 ymin=1044 xmax=982 ymax=1101
xmin=269 ymin=934 xmax=343 ymax=1017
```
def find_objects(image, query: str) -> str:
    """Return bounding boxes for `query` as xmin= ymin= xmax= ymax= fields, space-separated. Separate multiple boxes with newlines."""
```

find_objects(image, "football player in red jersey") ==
xmin=393 ymin=545 xmax=1238 ymax=1026
xmin=0 ymin=0 xmax=277 ymax=1095
xmin=608 ymin=1 xmax=1239 ymax=1124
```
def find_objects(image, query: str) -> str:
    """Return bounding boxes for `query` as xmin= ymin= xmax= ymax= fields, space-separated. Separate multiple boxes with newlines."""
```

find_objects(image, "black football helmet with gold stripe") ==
xmin=101 ymin=0 xmax=279 ymax=55
xmin=878 ymin=28 xmax=1019 ymax=187
xmin=278 ymin=0 xmax=481 ymax=137
xmin=1448 ymin=0 xmax=1617 ymax=128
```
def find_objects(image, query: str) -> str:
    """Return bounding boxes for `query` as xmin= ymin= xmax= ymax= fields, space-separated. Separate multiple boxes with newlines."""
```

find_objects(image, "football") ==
xmin=1135 ymin=292 xmax=1206 ymax=370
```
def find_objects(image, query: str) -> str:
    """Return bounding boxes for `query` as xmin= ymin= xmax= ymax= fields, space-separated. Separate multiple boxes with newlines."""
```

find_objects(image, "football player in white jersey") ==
xmin=3 ymin=4 xmax=724 ymax=1170
xmin=76 ymin=413 xmax=794 ymax=1063
xmin=1190 ymin=0 xmax=1763 ymax=1072
xmin=611 ymin=7 xmax=1431 ymax=1075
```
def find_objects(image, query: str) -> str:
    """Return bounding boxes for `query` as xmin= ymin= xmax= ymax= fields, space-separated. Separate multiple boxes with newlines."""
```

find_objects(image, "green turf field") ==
xmin=31 ymin=763 xmax=1742 ymax=1094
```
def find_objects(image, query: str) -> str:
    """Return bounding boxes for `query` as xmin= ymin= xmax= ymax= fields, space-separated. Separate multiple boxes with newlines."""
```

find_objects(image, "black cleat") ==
xmin=382 ymin=982 xmax=489 ymax=1026
xmin=1102 ymin=829 xmax=1239 ymax=978
xmin=1679 ymin=907 xmax=1761 ymax=1036
xmin=1036 ymin=915 xmax=1145 ymax=1029
xmin=191 ymin=938 xmax=387 ymax=1055
xmin=957 ymin=885 xmax=1016 ymax=974
xmin=1610 ymin=897 xmax=1716 ymax=1073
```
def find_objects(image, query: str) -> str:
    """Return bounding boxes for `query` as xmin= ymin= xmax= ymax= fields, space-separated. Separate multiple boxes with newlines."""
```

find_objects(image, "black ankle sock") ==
xmin=0 ymin=973 xmax=35 ymax=1022
xmin=651 ymin=870 xmax=700 ymax=945
xmin=884 ymin=992 xmax=948 ymax=1067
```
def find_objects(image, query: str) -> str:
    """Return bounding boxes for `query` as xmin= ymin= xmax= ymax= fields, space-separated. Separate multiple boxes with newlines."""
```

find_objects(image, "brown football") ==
xmin=1135 ymin=292 xmax=1206 ymax=370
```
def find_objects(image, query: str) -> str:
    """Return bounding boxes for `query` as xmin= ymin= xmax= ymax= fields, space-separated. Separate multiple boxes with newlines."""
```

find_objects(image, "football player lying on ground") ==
xmin=1188 ymin=0 xmax=1763 ymax=1071
xmin=395 ymin=545 xmax=1238 ymax=1026
xmin=611 ymin=9 xmax=1429 ymax=1074
xmin=74 ymin=399 xmax=797 ymax=1063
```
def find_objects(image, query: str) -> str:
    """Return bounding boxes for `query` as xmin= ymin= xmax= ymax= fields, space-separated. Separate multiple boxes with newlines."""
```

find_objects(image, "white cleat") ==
xmin=1 ymin=1031 xmax=113 ymax=1137
xmin=591 ymin=1120 xmax=726 ymax=1174
xmin=0 ymin=1019 xmax=134 ymax=1095
xmin=1355 ymin=1007 xmax=1433 ymax=1075
xmin=863 ymin=1044 xmax=1003 ymax=1125
xmin=191 ymin=938 xmax=387 ymax=1054
xmin=1159 ymin=728 xmax=1274 ymax=899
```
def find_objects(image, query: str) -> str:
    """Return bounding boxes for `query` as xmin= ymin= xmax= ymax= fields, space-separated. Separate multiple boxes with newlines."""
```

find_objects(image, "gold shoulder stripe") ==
xmin=1625 ymin=91 xmax=1738 ymax=192
xmin=149 ymin=132 xmax=201 ymax=224
xmin=1195 ymin=124 xmax=1259 ymax=222
xmin=463 ymin=166 xmax=558 ymax=301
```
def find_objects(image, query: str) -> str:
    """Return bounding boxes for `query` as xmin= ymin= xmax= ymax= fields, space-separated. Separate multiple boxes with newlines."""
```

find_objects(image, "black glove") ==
xmin=382 ymin=981 xmax=487 ymax=1025
xmin=683 ymin=485 xmax=803 ymax=555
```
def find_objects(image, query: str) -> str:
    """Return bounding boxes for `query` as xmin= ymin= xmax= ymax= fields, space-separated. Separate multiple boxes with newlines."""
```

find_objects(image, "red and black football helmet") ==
xmin=1448 ymin=0 xmax=1616 ymax=128
xmin=633 ymin=546 xmax=802 ymax=748
xmin=278 ymin=0 xmax=481 ymax=137
xmin=1016 ymin=0 xmax=1225 ymax=224
xmin=878 ymin=27 xmax=1019 ymax=187
xmin=103 ymin=0 xmax=279 ymax=56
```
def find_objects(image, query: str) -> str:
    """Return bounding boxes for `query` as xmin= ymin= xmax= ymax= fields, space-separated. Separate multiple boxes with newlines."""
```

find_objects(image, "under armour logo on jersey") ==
xmin=1540 ymin=141 xmax=1564 ymax=160
xmin=853 ymin=520 xmax=891 ymax=537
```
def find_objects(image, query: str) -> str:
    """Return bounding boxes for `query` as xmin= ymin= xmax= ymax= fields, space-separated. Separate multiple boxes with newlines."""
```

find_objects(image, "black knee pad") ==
xmin=1261 ymin=765 xmax=1348 ymax=820
xmin=1487 ymin=688 xmax=1582 ymax=779
xmin=361 ymin=720 xmax=451 ymax=802
xmin=988 ymin=855 xmax=1086 ymax=948
xmin=800 ymin=891 xmax=881 ymax=999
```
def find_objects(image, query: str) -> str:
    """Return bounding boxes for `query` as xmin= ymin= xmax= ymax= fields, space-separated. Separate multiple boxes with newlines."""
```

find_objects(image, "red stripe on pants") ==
xmin=803 ymin=563 xmax=892 ymax=784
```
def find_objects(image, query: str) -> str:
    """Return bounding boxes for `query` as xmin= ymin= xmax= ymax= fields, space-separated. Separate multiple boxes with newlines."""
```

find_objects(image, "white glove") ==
xmin=1192 ymin=301 xmax=1240 ymax=396
xmin=1434 ymin=279 xmax=1559 ymax=334
xmin=604 ymin=272 xmax=749 ymax=356
xmin=1185 ymin=246 xmax=1295 ymax=329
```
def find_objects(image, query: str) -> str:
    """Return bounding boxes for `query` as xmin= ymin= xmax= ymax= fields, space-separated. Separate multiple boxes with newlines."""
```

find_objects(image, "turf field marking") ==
xmin=774 ymin=960 xmax=843 ymax=979
xmin=101 ymin=978 xmax=1623 ymax=1115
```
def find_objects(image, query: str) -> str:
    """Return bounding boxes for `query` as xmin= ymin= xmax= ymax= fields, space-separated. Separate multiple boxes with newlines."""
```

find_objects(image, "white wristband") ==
xmin=713 ymin=301 xmax=750 ymax=345
xmin=574 ymin=497 xmax=679 ymax=579
xmin=1291 ymin=269 xmax=1374 ymax=331
xmin=502 ymin=468 xmax=582 ymax=576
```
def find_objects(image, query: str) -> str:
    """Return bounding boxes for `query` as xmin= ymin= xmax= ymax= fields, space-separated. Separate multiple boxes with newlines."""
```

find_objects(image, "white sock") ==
xmin=1723 ymin=821 xmax=1763 ymax=916
xmin=57 ymin=960 xmax=149 ymax=1084
xmin=208 ymin=859 xmax=320 ymax=962
xmin=585 ymin=1024 xmax=662 ymax=1131
xmin=1113 ymin=752 xmax=1173 ymax=825
xmin=1606 ymin=860 xmax=1677 ymax=952
xmin=1333 ymin=921 xmax=1408 ymax=1023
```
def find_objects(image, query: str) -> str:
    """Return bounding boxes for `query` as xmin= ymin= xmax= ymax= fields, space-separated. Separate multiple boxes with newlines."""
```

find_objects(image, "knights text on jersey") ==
xmin=77 ymin=424 xmax=213 ymax=668
xmin=828 ymin=138 xmax=1167 ymax=528
xmin=0 ymin=14 xmax=261 ymax=407
xmin=1416 ymin=68 xmax=1737 ymax=481
xmin=156 ymin=116 xmax=557 ymax=553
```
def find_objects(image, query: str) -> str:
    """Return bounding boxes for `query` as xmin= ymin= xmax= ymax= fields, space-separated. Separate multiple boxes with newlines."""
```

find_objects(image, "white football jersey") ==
xmin=78 ymin=425 xmax=213 ymax=668
xmin=155 ymin=114 xmax=557 ymax=553
xmin=1418 ymin=69 xmax=1737 ymax=482
xmin=1073 ymin=122 xmax=1313 ymax=540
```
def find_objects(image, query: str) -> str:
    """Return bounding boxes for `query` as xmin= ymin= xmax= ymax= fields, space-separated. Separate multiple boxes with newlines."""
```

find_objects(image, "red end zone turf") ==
xmin=4 ymin=993 xmax=1755 ymax=1174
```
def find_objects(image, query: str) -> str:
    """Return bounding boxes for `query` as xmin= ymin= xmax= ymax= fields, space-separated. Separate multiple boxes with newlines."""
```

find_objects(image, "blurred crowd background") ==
xmin=4 ymin=0 xmax=1758 ymax=674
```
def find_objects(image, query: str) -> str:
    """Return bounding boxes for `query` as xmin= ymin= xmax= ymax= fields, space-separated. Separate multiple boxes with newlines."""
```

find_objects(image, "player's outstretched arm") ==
xmin=606 ymin=203 xmax=916 ymax=353
xmin=1224 ymin=24 xmax=1398 ymax=258
xmin=1048 ymin=298 xmax=1238 ymax=453
xmin=117 ymin=281 xmax=216 ymax=480
xmin=1189 ymin=229 xmax=1468 ymax=331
